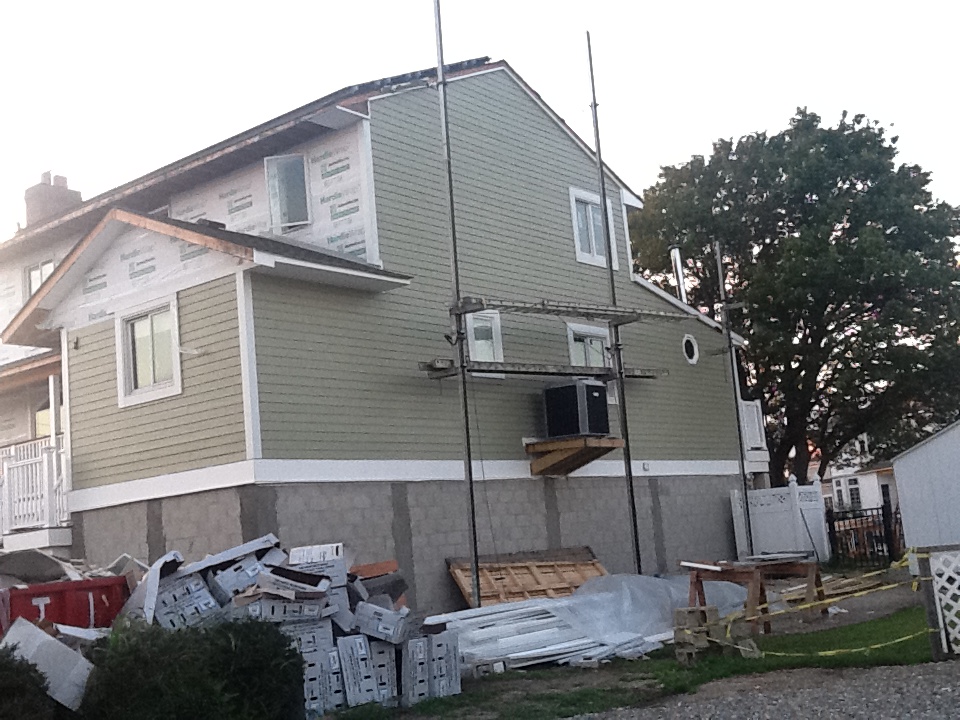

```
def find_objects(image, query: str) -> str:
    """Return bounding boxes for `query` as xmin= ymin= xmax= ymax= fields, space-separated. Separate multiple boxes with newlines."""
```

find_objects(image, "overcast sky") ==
xmin=0 ymin=1 xmax=956 ymax=240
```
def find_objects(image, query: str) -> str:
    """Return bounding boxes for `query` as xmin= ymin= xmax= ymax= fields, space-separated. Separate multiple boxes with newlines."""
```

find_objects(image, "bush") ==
xmin=0 ymin=644 xmax=57 ymax=720
xmin=81 ymin=620 xmax=304 ymax=720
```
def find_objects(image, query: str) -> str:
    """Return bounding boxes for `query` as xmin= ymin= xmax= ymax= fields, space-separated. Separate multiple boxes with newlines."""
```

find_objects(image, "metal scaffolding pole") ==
xmin=434 ymin=0 xmax=481 ymax=607
xmin=714 ymin=240 xmax=754 ymax=555
xmin=587 ymin=32 xmax=642 ymax=574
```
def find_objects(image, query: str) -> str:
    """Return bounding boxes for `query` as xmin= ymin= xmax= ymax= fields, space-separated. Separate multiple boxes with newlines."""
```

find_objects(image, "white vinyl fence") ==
xmin=731 ymin=479 xmax=831 ymax=562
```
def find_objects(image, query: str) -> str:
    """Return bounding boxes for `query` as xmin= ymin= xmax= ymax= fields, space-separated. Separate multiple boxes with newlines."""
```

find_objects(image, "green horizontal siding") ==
xmin=254 ymin=69 xmax=739 ymax=462
xmin=69 ymin=276 xmax=246 ymax=488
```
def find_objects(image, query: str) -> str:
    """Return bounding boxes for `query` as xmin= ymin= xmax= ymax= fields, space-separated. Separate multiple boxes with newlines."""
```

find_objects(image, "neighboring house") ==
xmin=893 ymin=420 xmax=960 ymax=550
xmin=828 ymin=462 xmax=899 ymax=512
xmin=0 ymin=58 xmax=770 ymax=612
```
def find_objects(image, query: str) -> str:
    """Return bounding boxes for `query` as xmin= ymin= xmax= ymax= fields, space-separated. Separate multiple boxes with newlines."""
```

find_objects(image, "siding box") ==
xmin=207 ymin=555 xmax=263 ymax=605
xmin=291 ymin=558 xmax=348 ymax=588
xmin=354 ymin=602 xmax=409 ymax=644
xmin=207 ymin=554 xmax=265 ymax=605
xmin=400 ymin=636 xmax=431 ymax=707
xmin=282 ymin=619 xmax=335 ymax=654
xmin=154 ymin=574 xmax=220 ymax=629
xmin=327 ymin=586 xmax=355 ymax=631
xmin=337 ymin=635 xmax=377 ymax=707
xmin=370 ymin=640 xmax=399 ymax=706
xmin=428 ymin=630 xmax=461 ymax=698
xmin=242 ymin=597 xmax=327 ymax=623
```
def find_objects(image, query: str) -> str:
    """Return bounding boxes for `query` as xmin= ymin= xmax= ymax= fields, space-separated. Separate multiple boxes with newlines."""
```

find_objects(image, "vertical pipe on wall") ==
xmin=434 ymin=0 xmax=481 ymax=607
xmin=587 ymin=32 xmax=642 ymax=575
xmin=669 ymin=245 xmax=688 ymax=304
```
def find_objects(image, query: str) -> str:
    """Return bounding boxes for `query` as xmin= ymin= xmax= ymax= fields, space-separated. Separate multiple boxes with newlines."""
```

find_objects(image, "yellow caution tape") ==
xmin=677 ymin=626 xmax=936 ymax=659
xmin=721 ymin=565 xmax=929 ymax=625
xmin=762 ymin=629 xmax=936 ymax=658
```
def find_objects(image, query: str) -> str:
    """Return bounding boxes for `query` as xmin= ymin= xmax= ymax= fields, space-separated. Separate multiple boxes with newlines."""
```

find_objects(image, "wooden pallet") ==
xmin=448 ymin=553 xmax=608 ymax=607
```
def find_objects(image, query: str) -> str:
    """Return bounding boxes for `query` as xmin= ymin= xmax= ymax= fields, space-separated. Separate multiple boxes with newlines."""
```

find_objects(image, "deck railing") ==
xmin=0 ymin=435 xmax=68 ymax=534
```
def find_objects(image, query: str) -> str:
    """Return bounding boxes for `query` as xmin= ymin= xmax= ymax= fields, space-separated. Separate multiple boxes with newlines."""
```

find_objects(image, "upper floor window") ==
xmin=26 ymin=260 xmax=54 ymax=297
xmin=265 ymin=155 xmax=310 ymax=233
xmin=115 ymin=298 xmax=182 ymax=408
xmin=569 ymin=188 xmax=618 ymax=269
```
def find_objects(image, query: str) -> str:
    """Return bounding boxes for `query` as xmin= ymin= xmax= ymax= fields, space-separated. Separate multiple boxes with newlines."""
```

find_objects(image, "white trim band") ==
xmin=68 ymin=458 xmax=749 ymax=511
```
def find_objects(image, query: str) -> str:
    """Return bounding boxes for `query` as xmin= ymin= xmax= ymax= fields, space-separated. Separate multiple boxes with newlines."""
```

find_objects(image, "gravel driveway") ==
xmin=581 ymin=663 xmax=960 ymax=719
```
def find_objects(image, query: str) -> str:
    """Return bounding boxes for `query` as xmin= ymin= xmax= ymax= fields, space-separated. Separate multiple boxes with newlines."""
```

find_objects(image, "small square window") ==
xmin=466 ymin=311 xmax=504 ymax=377
xmin=567 ymin=323 xmax=609 ymax=369
xmin=569 ymin=188 xmax=619 ymax=269
xmin=265 ymin=154 xmax=310 ymax=232
xmin=115 ymin=299 xmax=182 ymax=407
xmin=26 ymin=260 xmax=54 ymax=297
xmin=566 ymin=323 xmax=617 ymax=403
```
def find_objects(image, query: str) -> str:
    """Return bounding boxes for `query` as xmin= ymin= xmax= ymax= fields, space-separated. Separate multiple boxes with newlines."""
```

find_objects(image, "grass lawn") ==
xmin=336 ymin=606 xmax=932 ymax=720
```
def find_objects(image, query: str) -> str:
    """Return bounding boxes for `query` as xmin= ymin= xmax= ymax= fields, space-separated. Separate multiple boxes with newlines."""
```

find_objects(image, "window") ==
xmin=465 ymin=311 xmax=503 ymax=377
xmin=265 ymin=155 xmax=310 ymax=232
xmin=835 ymin=479 xmax=842 ymax=488
xmin=569 ymin=329 xmax=608 ymax=368
xmin=26 ymin=260 xmax=54 ymax=297
xmin=566 ymin=323 xmax=617 ymax=403
xmin=848 ymin=477 xmax=859 ymax=486
xmin=849 ymin=487 xmax=862 ymax=509
xmin=682 ymin=334 xmax=699 ymax=365
xmin=569 ymin=188 xmax=618 ymax=269
xmin=115 ymin=299 xmax=182 ymax=407
xmin=836 ymin=488 xmax=845 ymax=507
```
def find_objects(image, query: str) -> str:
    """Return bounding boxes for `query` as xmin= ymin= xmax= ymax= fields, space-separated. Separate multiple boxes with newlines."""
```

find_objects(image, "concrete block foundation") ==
xmin=73 ymin=474 xmax=740 ymax=614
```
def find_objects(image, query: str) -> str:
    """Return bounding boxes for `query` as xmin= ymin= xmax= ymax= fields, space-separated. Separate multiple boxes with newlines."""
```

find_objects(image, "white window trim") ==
xmin=465 ymin=310 xmax=504 ymax=378
xmin=115 ymin=295 xmax=183 ymax=408
xmin=682 ymin=333 xmax=700 ymax=365
xmin=264 ymin=154 xmax=312 ymax=233
xmin=566 ymin=322 xmax=617 ymax=404
xmin=569 ymin=187 xmax=619 ymax=270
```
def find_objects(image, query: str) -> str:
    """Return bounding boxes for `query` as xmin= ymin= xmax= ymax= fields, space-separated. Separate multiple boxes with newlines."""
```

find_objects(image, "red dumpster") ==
xmin=7 ymin=576 xmax=130 ymax=630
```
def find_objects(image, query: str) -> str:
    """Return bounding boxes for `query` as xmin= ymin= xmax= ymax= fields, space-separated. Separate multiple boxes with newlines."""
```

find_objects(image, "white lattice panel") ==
xmin=929 ymin=550 xmax=960 ymax=653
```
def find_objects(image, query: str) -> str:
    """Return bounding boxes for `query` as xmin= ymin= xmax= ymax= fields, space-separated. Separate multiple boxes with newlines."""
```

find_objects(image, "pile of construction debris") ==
xmin=1 ymin=535 xmax=460 ymax=716
xmin=425 ymin=574 xmax=748 ymax=674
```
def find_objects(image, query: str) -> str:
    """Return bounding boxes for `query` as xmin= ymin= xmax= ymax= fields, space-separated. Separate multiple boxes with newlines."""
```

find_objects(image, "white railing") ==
xmin=0 ymin=435 xmax=68 ymax=534
xmin=739 ymin=399 xmax=767 ymax=451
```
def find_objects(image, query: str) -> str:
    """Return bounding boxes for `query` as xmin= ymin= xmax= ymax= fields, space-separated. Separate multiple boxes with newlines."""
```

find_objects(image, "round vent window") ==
xmin=682 ymin=334 xmax=699 ymax=365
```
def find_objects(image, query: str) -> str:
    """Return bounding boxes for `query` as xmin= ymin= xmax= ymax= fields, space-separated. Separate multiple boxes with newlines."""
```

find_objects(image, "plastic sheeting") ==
xmin=428 ymin=574 xmax=748 ymax=668
xmin=552 ymin=574 xmax=748 ymax=656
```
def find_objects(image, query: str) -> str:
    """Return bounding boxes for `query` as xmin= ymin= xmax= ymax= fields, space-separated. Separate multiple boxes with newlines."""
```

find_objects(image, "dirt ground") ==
xmin=763 ymin=567 xmax=921 ymax=635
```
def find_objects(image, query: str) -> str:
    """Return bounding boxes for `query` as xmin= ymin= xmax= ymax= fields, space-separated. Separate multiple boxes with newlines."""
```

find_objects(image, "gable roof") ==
xmin=1 ymin=209 xmax=410 ymax=347
xmin=0 ymin=58 xmax=494 ymax=258
xmin=1 ymin=57 xmax=645 ymax=259
xmin=2 ymin=55 xmax=729 ymax=339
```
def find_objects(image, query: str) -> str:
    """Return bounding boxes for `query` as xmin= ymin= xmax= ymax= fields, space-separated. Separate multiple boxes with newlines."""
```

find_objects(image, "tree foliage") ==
xmin=632 ymin=109 xmax=960 ymax=482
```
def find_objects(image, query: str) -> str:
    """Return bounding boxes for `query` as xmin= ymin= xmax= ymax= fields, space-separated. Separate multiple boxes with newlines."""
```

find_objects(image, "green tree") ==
xmin=632 ymin=109 xmax=960 ymax=483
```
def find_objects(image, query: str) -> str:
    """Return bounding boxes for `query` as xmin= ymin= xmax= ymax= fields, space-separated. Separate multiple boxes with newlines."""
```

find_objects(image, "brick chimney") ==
xmin=24 ymin=172 xmax=83 ymax=226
